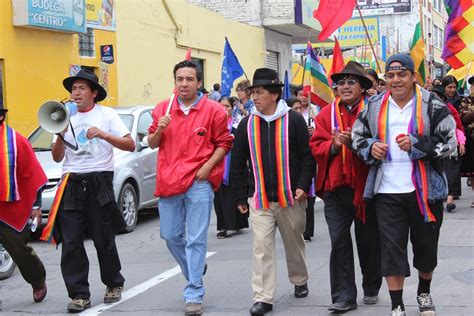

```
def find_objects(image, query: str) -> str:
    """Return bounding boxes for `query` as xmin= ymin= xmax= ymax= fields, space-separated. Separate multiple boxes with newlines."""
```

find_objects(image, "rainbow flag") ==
xmin=410 ymin=22 xmax=427 ymax=85
xmin=303 ymin=41 xmax=334 ymax=108
xmin=442 ymin=0 xmax=474 ymax=69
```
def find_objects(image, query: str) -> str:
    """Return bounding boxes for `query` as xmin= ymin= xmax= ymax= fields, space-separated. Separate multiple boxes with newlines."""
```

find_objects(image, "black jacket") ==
xmin=231 ymin=109 xmax=316 ymax=206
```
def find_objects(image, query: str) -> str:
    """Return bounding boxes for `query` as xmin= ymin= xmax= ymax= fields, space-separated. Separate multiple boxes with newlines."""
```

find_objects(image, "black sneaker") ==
xmin=328 ymin=301 xmax=357 ymax=312
xmin=417 ymin=293 xmax=436 ymax=315
xmin=67 ymin=298 xmax=91 ymax=312
xmin=216 ymin=230 xmax=227 ymax=239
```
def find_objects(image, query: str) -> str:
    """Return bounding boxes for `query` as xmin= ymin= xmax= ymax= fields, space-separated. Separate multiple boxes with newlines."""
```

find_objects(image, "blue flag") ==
xmin=283 ymin=70 xmax=291 ymax=100
xmin=221 ymin=37 xmax=244 ymax=97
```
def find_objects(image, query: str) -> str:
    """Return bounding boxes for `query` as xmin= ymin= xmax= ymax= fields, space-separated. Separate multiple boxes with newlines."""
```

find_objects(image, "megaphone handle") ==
xmin=56 ymin=122 xmax=79 ymax=151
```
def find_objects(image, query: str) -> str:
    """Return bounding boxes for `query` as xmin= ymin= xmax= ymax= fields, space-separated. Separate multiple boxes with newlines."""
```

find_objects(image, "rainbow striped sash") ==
xmin=377 ymin=92 xmax=393 ymax=161
xmin=247 ymin=113 xmax=293 ymax=209
xmin=409 ymin=86 xmax=436 ymax=222
xmin=40 ymin=173 xmax=70 ymax=244
xmin=0 ymin=125 xmax=20 ymax=202
xmin=330 ymin=96 xmax=366 ymax=174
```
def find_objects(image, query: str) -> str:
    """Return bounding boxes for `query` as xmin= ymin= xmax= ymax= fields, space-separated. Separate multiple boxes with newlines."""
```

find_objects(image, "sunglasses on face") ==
xmin=337 ymin=79 xmax=359 ymax=86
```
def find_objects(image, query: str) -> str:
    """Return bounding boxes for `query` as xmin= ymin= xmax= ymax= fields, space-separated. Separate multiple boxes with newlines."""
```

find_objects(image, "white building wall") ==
xmin=187 ymin=0 xmax=262 ymax=26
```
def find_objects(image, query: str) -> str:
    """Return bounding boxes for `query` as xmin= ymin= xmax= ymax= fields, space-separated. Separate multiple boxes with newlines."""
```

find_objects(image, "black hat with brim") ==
xmin=331 ymin=61 xmax=374 ymax=90
xmin=248 ymin=68 xmax=284 ymax=89
xmin=63 ymin=69 xmax=107 ymax=102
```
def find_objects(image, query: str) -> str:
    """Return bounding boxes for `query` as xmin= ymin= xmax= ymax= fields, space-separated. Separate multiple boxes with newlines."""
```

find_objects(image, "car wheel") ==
xmin=0 ymin=246 xmax=16 ymax=280
xmin=118 ymin=182 xmax=138 ymax=233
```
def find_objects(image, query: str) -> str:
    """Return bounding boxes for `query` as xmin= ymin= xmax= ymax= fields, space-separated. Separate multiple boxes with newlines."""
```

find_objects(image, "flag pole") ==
xmin=355 ymin=2 xmax=382 ymax=72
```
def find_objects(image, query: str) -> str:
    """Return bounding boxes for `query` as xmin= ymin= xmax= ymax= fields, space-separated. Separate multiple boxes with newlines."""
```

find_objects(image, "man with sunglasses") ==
xmin=310 ymin=61 xmax=382 ymax=313
xmin=352 ymin=54 xmax=456 ymax=316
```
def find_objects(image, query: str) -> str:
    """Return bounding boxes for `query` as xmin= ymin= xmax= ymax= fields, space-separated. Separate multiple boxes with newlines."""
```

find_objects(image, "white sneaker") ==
xmin=392 ymin=305 xmax=406 ymax=316
xmin=417 ymin=293 xmax=436 ymax=315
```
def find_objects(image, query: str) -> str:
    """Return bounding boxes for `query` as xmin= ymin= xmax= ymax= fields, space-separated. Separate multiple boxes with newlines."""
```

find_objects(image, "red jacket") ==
xmin=149 ymin=95 xmax=233 ymax=197
xmin=310 ymin=100 xmax=369 ymax=221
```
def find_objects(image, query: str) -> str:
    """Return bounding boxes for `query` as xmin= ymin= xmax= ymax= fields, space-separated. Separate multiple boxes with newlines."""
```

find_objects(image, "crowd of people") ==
xmin=0 ymin=53 xmax=473 ymax=316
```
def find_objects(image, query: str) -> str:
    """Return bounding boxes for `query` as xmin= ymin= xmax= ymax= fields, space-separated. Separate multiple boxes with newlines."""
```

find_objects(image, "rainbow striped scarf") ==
xmin=247 ymin=113 xmax=293 ymax=209
xmin=409 ymin=86 xmax=436 ymax=222
xmin=377 ymin=92 xmax=394 ymax=161
xmin=0 ymin=124 xmax=20 ymax=202
xmin=222 ymin=117 xmax=233 ymax=185
xmin=40 ymin=173 xmax=70 ymax=244
xmin=331 ymin=96 xmax=366 ymax=175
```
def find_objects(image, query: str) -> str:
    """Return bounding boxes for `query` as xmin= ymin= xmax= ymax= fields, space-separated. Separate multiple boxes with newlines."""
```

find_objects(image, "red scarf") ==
xmin=311 ymin=98 xmax=369 ymax=222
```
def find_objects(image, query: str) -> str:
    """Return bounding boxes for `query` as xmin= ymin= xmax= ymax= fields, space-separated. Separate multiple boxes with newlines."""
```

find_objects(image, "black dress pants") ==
xmin=323 ymin=186 xmax=382 ymax=304
xmin=58 ymin=179 xmax=125 ymax=299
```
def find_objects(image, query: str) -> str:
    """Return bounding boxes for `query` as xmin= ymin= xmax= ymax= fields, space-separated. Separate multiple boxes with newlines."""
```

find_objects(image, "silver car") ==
xmin=28 ymin=106 xmax=158 ymax=233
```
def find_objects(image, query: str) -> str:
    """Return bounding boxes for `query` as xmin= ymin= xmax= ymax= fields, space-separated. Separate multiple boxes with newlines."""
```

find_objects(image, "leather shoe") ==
xmin=328 ymin=301 xmax=357 ymax=313
xmin=250 ymin=301 xmax=273 ymax=316
xmin=32 ymin=282 xmax=47 ymax=303
xmin=294 ymin=283 xmax=309 ymax=298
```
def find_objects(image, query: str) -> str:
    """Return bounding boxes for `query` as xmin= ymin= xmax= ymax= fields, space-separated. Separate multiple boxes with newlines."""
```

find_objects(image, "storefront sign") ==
xmin=12 ymin=0 xmax=86 ymax=33
xmin=100 ymin=45 xmax=114 ymax=64
xmin=86 ymin=0 xmax=115 ymax=31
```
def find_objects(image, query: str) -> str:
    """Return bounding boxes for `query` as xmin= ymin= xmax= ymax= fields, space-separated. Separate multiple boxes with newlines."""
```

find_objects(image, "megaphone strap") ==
xmin=56 ymin=122 xmax=78 ymax=151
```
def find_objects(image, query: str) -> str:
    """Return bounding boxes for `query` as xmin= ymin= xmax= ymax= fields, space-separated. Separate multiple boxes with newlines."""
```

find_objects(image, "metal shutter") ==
xmin=266 ymin=50 xmax=279 ymax=73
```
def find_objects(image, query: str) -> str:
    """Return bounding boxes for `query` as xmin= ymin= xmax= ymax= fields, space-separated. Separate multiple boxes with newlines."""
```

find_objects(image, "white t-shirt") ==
xmin=61 ymin=105 xmax=131 ymax=174
xmin=301 ymin=104 xmax=319 ymax=128
xmin=378 ymin=97 xmax=415 ymax=193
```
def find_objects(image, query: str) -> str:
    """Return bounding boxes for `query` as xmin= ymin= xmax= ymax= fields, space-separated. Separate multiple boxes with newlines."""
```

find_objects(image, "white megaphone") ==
xmin=38 ymin=100 xmax=78 ymax=133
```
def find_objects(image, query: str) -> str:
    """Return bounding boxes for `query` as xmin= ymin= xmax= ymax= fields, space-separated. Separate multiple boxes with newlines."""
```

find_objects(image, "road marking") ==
xmin=81 ymin=252 xmax=217 ymax=315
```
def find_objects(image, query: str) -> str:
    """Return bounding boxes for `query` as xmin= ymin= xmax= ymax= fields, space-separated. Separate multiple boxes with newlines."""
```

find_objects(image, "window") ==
xmin=266 ymin=50 xmax=280 ymax=74
xmin=79 ymin=28 xmax=95 ymax=57
xmin=191 ymin=58 xmax=205 ymax=91
xmin=137 ymin=111 xmax=153 ymax=143
xmin=438 ymin=27 xmax=444 ymax=48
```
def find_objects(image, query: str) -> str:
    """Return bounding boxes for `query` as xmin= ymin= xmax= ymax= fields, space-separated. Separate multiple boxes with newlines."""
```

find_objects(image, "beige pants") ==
xmin=249 ymin=198 xmax=309 ymax=304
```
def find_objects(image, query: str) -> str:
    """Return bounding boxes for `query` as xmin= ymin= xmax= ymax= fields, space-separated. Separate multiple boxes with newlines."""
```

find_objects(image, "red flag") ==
xmin=327 ymin=37 xmax=345 ymax=86
xmin=184 ymin=47 xmax=192 ymax=61
xmin=313 ymin=0 xmax=356 ymax=42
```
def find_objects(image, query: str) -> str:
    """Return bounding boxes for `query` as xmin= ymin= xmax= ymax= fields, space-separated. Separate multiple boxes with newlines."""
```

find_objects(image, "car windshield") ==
xmin=119 ymin=114 xmax=133 ymax=132
xmin=29 ymin=112 xmax=134 ymax=151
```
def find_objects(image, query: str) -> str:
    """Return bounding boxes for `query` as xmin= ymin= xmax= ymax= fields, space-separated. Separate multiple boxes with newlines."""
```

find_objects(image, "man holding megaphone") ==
xmin=48 ymin=69 xmax=135 ymax=312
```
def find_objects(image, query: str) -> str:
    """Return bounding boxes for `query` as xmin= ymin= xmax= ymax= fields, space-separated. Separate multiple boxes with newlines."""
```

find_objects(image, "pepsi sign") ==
xmin=100 ymin=45 xmax=114 ymax=64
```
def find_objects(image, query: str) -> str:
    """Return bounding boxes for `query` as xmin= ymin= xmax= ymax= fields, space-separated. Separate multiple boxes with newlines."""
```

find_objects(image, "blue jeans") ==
xmin=158 ymin=180 xmax=213 ymax=303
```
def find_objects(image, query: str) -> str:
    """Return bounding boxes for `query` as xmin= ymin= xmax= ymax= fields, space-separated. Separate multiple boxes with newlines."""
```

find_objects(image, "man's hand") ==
xmin=339 ymin=127 xmax=352 ymax=147
xmin=30 ymin=208 xmax=42 ymax=226
xmin=395 ymin=134 xmax=411 ymax=152
xmin=195 ymin=162 xmax=213 ymax=181
xmin=367 ymin=88 xmax=377 ymax=96
xmin=371 ymin=142 xmax=389 ymax=160
xmin=294 ymin=189 xmax=307 ymax=201
xmin=157 ymin=114 xmax=171 ymax=132
xmin=459 ymin=143 xmax=466 ymax=156
xmin=331 ymin=128 xmax=343 ymax=150
xmin=237 ymin=204 xmax=249 ymax=214
xmin=86 ymin=126 xmax=105 ymax=139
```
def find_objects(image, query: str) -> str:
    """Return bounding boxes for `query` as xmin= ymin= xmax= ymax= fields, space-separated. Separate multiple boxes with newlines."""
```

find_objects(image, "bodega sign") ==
xmin=12 ymin=0 xmax=86 ymax=33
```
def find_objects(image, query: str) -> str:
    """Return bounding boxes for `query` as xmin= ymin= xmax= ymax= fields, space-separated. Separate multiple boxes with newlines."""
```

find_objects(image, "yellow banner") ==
xmin=336 ymin=17 xmax=379 ymax=47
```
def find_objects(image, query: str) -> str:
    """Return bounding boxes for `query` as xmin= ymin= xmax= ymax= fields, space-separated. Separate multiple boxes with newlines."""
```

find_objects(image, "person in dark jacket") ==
xmin=231 ymin=68 xmax=316 ymax=316
xmin=311 ymin=61 xmax=382 ymax=313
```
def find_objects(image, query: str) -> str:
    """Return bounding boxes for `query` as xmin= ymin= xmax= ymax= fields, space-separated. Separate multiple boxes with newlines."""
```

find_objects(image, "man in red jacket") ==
xmin=310 ymin=61 xmax=382 ymax=313
xmin=0 ymin=104 xmax=48 ymax=303
xmin=148 ymin=60 xmax=233 ymax=316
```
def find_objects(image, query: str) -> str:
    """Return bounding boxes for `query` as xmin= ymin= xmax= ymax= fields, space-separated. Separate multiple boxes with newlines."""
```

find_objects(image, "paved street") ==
xmin=1 ymin=184 xmax=473 ymax=315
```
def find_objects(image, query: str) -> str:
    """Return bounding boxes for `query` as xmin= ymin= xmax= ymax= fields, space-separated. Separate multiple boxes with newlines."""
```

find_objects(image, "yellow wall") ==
xmin=115 ymin=0 xmax=266 ymax=106
xmin=0 ymin=1 xmax=118 ymax=135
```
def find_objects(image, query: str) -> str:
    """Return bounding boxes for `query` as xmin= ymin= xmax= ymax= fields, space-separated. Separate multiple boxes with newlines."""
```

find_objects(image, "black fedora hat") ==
xmin=248 ymin=68 xmax=284 ymax=89
xmin=63 ymin=69 xmax=107 ymax=102
xmin=331 ymin=61 xmax=373 ymax=90
xmin=0 ymin=96 xmax=6 ymax=114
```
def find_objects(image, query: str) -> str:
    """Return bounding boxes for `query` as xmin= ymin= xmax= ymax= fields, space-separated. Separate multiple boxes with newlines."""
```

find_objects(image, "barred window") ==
xmin=79 ymin=28 xmax=95 ymax=57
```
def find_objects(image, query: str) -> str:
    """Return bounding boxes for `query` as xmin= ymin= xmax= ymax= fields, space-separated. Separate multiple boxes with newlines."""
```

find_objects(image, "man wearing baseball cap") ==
xmin=352 ymin=53 xmax=456 ymax=316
